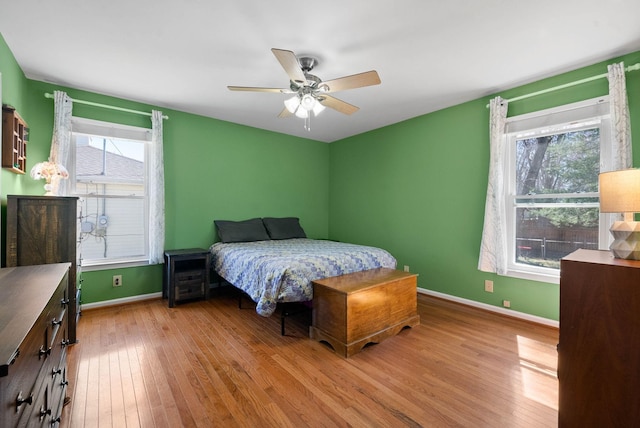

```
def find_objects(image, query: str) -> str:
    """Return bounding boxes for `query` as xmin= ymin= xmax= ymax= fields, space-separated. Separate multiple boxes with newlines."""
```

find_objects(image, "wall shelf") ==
xmin=2 ymin=105 xmax=28 ymax=174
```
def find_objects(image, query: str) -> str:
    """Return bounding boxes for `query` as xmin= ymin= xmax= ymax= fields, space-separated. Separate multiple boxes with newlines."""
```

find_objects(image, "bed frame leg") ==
xmin=281 ymin=312 xmax=286 ymax=336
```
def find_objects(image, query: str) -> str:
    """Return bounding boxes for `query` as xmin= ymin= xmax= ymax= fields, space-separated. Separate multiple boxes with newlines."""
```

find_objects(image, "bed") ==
xmin=209 ymin=217 xmax=397 ymax=317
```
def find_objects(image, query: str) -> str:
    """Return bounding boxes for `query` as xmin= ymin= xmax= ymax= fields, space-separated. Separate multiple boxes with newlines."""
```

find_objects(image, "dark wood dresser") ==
xmin=559 ymin=249 xmax=640 ymax=427
xmin=0 ymin=263 xmax=71 ymax=428
xmin=6 ymin=195 xmax=80 ymax=344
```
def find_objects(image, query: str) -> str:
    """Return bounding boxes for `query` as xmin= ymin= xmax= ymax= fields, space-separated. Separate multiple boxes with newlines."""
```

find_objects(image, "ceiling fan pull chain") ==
xmin=305 ymin=114 xmax=311 ymax=131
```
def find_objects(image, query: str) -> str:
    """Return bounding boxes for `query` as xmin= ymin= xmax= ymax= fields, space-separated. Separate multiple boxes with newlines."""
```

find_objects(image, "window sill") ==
xmin=81 ymin=259 xmax=155 ymax=272
xmin=503 ymin=268 xmax=560 ymax=285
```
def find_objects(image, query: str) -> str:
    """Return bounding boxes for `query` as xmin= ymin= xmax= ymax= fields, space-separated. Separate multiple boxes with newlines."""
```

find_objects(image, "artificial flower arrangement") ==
xmin=30 ymin=160 xmax=69 ymax=195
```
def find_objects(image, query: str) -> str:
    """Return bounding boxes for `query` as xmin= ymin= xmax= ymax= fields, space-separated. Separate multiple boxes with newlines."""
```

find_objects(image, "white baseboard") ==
xmin=81 ymin=288 xmax=559 ymax=329
xmin=81 ymin=292 xmax=162 ymax=310
xmin=417 ymin=288 xmax=559 ymax=329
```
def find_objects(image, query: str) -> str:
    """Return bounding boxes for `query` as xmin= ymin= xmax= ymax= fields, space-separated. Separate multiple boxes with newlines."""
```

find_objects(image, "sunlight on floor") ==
xmin=517 ymin=335 xmax=558 ymax=410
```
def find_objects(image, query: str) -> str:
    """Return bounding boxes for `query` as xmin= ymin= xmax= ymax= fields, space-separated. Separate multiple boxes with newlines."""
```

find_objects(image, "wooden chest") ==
xmin=310 ymin=268 xmax=420 ymax=357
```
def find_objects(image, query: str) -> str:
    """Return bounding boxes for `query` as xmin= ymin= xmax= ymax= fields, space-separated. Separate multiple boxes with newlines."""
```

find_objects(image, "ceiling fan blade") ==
xmin=278 ymin=107 xmax=293 ymax=118
xmin=320 ymin=71 xmax=381 ymax=93
xmin=228 ymin=86 xmax=292 ymax=93
xmin=271 ymin=48 xmax=307 ymax=85
xmin=319 ymin=95 xmax=359 ymax=115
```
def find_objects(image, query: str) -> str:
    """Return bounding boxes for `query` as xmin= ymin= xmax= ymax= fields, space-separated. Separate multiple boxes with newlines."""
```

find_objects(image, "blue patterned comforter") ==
xmin=210 ymin=238 xmax=397 ymax=317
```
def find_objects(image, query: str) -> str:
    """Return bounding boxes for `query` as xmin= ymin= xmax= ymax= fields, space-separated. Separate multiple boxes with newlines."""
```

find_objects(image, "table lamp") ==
xmin=599 ymin=168 xmax=640 ymax=260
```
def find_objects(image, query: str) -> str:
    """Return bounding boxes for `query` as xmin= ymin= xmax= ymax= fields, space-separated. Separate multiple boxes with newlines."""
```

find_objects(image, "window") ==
xmin=504 ymin=97 xmax=614 ymax=282
xmin=70 ymin=117 xmax=152 ymax=268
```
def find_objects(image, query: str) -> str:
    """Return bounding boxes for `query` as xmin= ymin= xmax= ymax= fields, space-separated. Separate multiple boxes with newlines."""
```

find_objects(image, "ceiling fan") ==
xmin=228 ymin=48 xmax=381 ymax=125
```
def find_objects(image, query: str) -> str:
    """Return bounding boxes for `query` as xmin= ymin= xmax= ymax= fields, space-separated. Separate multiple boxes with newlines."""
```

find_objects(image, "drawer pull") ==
xmin=52 ymin=367 xmax=62 ymax=377
xmin=52 ymin=318 xmax=63 ymax=326
xmin=61 ymin=380 xmax=69 ymax=387
xmin=40 ymin=406 xmax=52 ymax=419
xmin=15 ymin=392 xmax=33 ymax=410
xmin=61 ymin=339 xmax=70 ymax=348
xmin=39 ymin=346 xmax=52 ymax=358
xmin=61 ymin=298 xmax=70 ymax=307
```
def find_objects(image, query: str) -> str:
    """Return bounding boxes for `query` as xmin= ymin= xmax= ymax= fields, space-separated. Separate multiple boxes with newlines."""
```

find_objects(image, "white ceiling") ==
xmin=2 ymin=0 xmax=640 ymax=143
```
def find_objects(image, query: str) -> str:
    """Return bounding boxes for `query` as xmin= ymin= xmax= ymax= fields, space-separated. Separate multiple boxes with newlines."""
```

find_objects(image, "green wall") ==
xmin=3 ymin=32 xmax=640 ymax=320
xmin=329 ymin=51 xmax=640 ymax=321
xmin=0 ymin=33 xmax=329 ymax=304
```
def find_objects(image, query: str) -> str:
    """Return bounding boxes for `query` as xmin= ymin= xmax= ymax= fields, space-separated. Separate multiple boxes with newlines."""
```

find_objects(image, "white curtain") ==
xmin=149 ymin=110 xmax=165 ymax=264
xmin=49 ymin=91 xmax=73 ymax=195
xmin=478 ymin=97 xmax=509 ymax=274
xmin=607 ymin=62 xmax=633 ymax=171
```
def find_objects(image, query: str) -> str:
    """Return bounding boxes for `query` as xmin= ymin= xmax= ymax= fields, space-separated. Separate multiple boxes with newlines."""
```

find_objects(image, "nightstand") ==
xmin=163 ymin=248 xmax=210 ymax=307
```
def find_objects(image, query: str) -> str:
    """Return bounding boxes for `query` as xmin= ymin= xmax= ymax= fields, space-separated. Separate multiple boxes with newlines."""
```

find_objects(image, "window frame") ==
xmin=503 ymin=96 xmax=616 ymax=284
xmin=70 ymin=117 xmax=153 ymax=271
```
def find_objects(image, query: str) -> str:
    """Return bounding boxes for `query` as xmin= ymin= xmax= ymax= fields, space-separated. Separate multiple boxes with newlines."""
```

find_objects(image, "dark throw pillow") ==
xmin=214 ymin=218 xmax=271 ymax=243
xmin=262 ymin=217 xmax=307 ymax=240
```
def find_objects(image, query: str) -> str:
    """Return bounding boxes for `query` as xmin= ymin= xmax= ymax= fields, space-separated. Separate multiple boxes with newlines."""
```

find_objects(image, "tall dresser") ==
xmin=0 ymin=263 xmax=71 ymax=427
xmin=5 ymin=195 xmax=81 ymax=344
xmin=559 ymin=249 xmax=640 ymax=427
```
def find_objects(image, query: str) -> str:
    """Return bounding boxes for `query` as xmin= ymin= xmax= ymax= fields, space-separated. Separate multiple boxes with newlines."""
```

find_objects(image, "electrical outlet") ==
xmin=113 ymin=275 xmax=122 ymax=287
xmin=503 ymin=300 xmax=511 ymax=308
xmin=484 ymin=280 xmax=494 ymax=293
xmin=404 ymin=265 xmax=410 ymax=272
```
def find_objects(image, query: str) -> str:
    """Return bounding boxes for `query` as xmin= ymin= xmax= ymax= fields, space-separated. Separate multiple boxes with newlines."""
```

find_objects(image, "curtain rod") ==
xmin=44 ymin=92 xmax=169 ymax=119
xmin=486 ymin=62 xmax=640 ymax=107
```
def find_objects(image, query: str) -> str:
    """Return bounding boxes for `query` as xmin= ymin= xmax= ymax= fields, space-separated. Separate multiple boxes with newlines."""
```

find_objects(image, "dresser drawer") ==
xmin=1 ymin=315 xmax=50 ymax=426
xmin=19 ymin=379 xmax=56 ymax=428
xmin=49 ymin=321 xmax=68 ymax=386
xmin=50 ymin=279 xmax=69 ymax=329
xmin=49 ymin=346 xmax=68 ymax=427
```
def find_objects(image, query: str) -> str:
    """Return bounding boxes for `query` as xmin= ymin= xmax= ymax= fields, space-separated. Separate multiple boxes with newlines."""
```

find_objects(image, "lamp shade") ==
xmin=295 ymin=107 xmax=309 ymax=119
xmin=300 ymin=94 xmax=316 ymax=111
xmin=312 ymin=101 xmax=325 ymax=115
xmin=599 ymin=169 xmax=640 ymax=213
xmin=284 ymin=96 xmax=299 ymax=114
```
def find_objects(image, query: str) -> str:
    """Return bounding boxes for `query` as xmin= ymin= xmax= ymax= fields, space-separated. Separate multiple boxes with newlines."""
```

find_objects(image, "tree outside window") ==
xmin=513 ymin=127 xmax=600 ymax=269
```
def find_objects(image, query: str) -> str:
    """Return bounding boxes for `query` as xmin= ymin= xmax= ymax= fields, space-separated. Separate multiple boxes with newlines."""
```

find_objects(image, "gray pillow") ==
xmin=262 ymin=217 xmax=307 ymax=240
xmin=214 ymin=218 xmax=271 ymax=243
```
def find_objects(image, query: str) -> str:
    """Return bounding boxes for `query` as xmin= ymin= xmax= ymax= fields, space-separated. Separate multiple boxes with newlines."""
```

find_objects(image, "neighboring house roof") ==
xmin=77 ymin=145 xmax=143 ymax=183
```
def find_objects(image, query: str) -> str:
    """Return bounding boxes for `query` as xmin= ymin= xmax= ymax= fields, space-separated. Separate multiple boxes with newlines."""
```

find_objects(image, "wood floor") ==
xmin=60 ymin=287 xmax=559 ymax=427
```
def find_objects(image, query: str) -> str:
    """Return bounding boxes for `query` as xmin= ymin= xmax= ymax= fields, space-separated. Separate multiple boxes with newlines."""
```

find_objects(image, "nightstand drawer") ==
xmin=175 ymin=270 xmax=204 ymax=284
xmin=175 ymin=282 xmax=205 ymax=301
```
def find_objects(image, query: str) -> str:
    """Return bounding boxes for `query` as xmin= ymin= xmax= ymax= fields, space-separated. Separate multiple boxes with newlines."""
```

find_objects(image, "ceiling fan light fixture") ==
xmin=284 ymin=96 xmax=299 ymax=113
xmin=295 ymin=107 xmax=309 ymax=119
xmin=229 ymin=48 xmax=382 ymax=130
xmin=312 ymin=101 xmax=325 ymax=115
xmin=300 ymin=94 xmax=316 ymax=111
